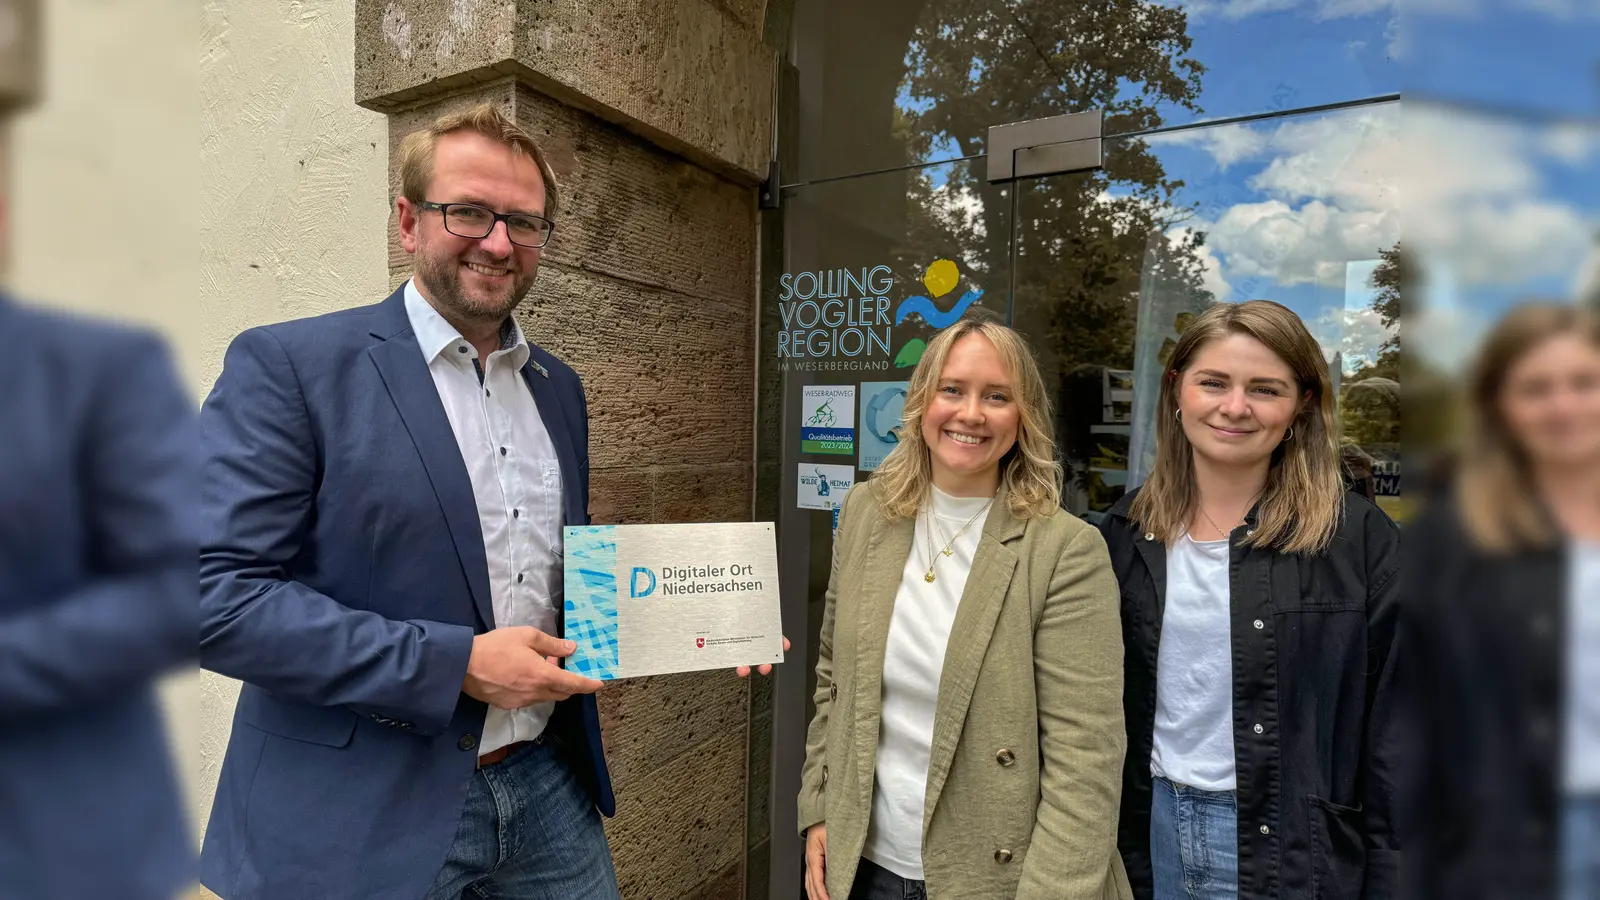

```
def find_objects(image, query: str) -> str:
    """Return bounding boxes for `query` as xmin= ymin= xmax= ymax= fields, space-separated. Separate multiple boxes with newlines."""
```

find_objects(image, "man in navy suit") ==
xmin=0 ymin=191 xmax=198 ymax=896
xmin=199 ymin=104 xmax=626 ymax=900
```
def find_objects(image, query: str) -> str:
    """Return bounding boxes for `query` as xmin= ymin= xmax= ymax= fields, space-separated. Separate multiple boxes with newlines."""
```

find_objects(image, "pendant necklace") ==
xmin=923 ymin=495 xmax=993 ymax=583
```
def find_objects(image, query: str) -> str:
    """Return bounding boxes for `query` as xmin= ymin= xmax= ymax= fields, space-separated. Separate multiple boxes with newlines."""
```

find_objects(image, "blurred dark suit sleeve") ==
xmin=0 ymin=321 xmax=198 ymax=717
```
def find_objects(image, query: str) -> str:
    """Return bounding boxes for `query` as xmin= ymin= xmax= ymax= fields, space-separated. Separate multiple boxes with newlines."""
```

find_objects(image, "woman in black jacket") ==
xmin=1100 ymin=300 xmax=1401 ymax=900
xmin=1410 ymin=302 xmax=1600 ymax=900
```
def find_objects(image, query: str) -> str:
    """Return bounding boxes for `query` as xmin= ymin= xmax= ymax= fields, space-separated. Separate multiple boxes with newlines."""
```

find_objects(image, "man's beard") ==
xmin=416 ymin=247 xmax=539 ymax=329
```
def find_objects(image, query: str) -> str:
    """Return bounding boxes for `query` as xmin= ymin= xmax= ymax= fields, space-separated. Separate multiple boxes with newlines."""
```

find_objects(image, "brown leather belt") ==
xmin=477 ymin=738 xmax=533 ymax=768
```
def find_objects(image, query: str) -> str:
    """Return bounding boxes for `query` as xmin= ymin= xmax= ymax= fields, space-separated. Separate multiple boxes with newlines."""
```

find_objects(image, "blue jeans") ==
xmin=424 ymin=733 xmax=621 ymax=900
xmin=849 ymin=857 xmax=927 ymax=900
xmin=1150 ymin=775 xmax=1239 ymax=900
xmin=1566 ymin=794 xmax=1600 ymax=900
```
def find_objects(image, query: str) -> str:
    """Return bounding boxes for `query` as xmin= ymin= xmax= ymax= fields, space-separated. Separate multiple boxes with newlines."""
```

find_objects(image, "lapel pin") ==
xmin=529 ymin=359 xmax=549 ymax=379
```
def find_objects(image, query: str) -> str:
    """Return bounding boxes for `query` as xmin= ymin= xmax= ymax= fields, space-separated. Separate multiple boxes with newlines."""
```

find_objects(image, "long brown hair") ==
xmin=1131 ymin=300 xmax=1345 ymax=554
xmin=1458 ymin=302 xmax=1600 ymax=552
xmin=871 ymin=316 xmax=1062 ymax=520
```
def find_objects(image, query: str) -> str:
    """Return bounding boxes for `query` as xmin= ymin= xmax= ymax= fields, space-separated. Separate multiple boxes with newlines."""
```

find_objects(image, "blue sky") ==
xmin=895 ymin=0 xmax=1598 ymax=374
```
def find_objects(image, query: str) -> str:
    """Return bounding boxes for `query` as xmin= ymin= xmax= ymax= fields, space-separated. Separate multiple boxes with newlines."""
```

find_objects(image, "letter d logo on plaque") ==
xmin=629 ymin=567 xmax=656 ymax=598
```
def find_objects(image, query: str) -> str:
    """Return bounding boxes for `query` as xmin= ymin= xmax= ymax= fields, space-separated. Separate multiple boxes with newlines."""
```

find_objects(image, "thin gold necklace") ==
xmin=923 ymin=495 xmax=993 ymax=583
xmin=1196 ymin=492 xmax=1259 ymax=540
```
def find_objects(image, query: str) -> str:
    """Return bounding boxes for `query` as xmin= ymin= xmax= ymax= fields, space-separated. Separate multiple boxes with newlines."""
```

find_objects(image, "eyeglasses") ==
xmin=418 ymin=201 xmax=555 ymax=249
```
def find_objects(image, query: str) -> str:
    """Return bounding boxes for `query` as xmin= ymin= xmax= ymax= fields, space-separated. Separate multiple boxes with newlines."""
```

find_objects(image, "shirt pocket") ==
xmin=541 ymin=460 xmax=564 ymax=531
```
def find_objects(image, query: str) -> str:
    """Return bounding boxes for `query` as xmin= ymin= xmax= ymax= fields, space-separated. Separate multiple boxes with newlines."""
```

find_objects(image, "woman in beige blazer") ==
xmin=798 ymin=316 xmax=1132 ymax=900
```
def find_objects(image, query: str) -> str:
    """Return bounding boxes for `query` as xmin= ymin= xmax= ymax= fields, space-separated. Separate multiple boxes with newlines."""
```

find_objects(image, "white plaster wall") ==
xmin=9 ymin=0 xmax=390 ymax=857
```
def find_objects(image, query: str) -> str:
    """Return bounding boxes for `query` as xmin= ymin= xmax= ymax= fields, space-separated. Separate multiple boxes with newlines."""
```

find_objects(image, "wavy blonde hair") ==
xmin=1131 ymin=300 xmax=1345 ymax=554
xmin=871 ymin=316 xmax=1062 ymax=520
xmin=1458 ymin=302 xmax=1600 ymax=552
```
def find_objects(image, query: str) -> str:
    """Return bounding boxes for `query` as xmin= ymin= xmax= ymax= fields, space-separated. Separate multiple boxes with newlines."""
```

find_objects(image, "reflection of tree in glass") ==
xmin=893 ymin=0 xmax=1210 ymax=361
xmin=1342 ymin=242 xmax=1403 ymax=447
xmin=886 ymin=0 xmax=1217 ymax=503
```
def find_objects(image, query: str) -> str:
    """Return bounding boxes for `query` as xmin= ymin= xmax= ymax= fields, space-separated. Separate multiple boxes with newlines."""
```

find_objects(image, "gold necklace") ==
xmin=923 ymin=496 xmax=993 ymax=583
xmin=1195 ymin=493 xmax=1259 ymax=540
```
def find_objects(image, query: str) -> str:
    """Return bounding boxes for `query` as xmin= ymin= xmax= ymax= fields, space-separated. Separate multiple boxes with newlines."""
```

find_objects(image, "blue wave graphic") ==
xmin=895 ymin=289 xmax=984 ymax=328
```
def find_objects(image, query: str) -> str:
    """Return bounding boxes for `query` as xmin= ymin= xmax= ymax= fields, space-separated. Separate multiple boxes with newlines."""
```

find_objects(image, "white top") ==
xmin=1151 ymin=531 xmax=1237 ymax=791
xmin=864 ymin=486 xmax=992 ymax=880
xmin=1565 ymin=540 xmax=1600 ymax=793
xmin=404 ymin=280 xmax=565 ymax=755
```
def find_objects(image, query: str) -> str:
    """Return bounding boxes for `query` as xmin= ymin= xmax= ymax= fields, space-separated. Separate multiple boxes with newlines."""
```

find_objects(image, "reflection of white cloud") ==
xmin=1171 ymin=108 xmax=1400 ymax=288
xmin=1155 ymin=125 xmax=1270 ymax=168
xmin=1172 ymin=104 xmax=1595 ymax=294
xmin=1544 ymin=124 xmax=1600 ymax=166
xmin=1205 ymin=198 xmax=1395 ymax=288
xmin=1306 ymin=305 xmax=1394 ymax=374
xmin=1403 ymin=107 xmax=1596 ymax=288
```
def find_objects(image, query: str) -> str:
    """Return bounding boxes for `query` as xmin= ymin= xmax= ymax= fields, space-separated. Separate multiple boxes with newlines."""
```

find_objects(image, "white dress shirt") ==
xmin=404 ymin=280 xmax=565 ymax=755
xmin=864 ymin=486 xmax=992 ymax=880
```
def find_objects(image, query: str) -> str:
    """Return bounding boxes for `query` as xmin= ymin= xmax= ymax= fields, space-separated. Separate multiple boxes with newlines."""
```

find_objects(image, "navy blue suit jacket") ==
xmin=198 ymin=288 xmax=613 ymax=900
xmin=0 ymin=294 xmax=197 ymax=899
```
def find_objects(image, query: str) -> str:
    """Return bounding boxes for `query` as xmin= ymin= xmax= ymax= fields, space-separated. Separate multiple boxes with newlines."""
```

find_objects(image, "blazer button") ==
xmin=1253 ymin=619 xmax=1265 ymax=630
xmin=995 ymin=849 xmax=1013 ymax=864
xmin=458 ymin=733 xmax=478 ymax=752
xmin=996 ymin=748 xmax=1016 ymax=767
xmin=1143 ymin=532 xmax=1155 ymax=541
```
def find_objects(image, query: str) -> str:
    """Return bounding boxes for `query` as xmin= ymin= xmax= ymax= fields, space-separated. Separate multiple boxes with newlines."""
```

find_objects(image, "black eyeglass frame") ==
xmin=417 ymin=200 xmax=556 ymax=249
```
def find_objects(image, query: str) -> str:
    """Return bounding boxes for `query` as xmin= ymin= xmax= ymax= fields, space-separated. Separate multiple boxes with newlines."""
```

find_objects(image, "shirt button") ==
xmin=513 ymin=509 xmax=520 ymax=519
xmin=458 ymin=346 xmax=468 ymax=354
xmin=995 ymin=849 xmax=1014 ymax=864
xmin=500 ymin=447 xmax=507 ymax=456
xmin=829 ymin=684 xmax=838 ymax=701
xmin=517 ymin=573 xmax=525 ymax=584
xmin=458 ymin=733 xmax=477 ymax=751
xmin=1253 ymin=619 xmax=1265 ymax=630
xmin=1253 ymin=723 xmax=1265 ymax=735
xmin=1260 ymin=824 xmax=1271 ymax=835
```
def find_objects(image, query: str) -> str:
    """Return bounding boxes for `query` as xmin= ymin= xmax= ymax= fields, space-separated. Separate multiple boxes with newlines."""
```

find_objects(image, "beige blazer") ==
xmin=798 ymin=482 xmax=1132 ymax=900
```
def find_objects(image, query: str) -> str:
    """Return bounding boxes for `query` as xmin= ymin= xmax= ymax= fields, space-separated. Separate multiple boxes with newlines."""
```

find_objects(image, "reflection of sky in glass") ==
xmin=878 ymin=0 xmax=1596 ymax=380
xmin=894 ymin=0 xmax=1592 ymax=161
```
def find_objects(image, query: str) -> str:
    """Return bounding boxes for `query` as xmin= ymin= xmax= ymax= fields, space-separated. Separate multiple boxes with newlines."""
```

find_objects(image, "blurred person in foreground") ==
xmin=1101 ymin=300 xmax=1402 ymax=899
xmin=1410 ymin=303 xmax=1600 ymax=900
xmin=0 ymin=164 xmax=199 ymax=894
xmin=798 ymin=316 xmax=1131 ymax=900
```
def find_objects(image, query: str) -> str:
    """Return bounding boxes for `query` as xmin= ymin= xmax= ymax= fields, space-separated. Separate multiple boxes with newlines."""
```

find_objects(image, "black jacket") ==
xmin=1100 ymin=488 xmax=1402 ymax=900
xmin=1407 ymin=496 xmax=1566 ymax=900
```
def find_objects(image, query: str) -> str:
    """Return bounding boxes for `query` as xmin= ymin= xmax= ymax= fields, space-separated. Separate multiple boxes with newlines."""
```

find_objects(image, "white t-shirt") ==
xmin=1565 ymin=540 xmax=1600 ymax=793
xmin=1151 ymin=531 xmax=1237 ymax=791
xmin=863 ymin=486 xmax=992 ymax=880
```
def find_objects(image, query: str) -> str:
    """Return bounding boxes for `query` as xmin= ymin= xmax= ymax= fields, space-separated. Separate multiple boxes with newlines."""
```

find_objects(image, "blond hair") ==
xmin=871 ymin=315 xmax=1062 ymax=520
xmin=1459 ymin=302 xmax=1600 ymax=552
xmin=1131 ymin=300 xmax=1345 ymax=554
xmin=395 ymin=103 xmax=561 ymax=220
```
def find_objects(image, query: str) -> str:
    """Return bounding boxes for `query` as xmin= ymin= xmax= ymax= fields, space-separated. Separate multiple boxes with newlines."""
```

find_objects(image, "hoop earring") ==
xmin=1174 ymin=409 xmax=1182 ymax=422
xmin=1282 ymin=427 xmax=1294 ymax=442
